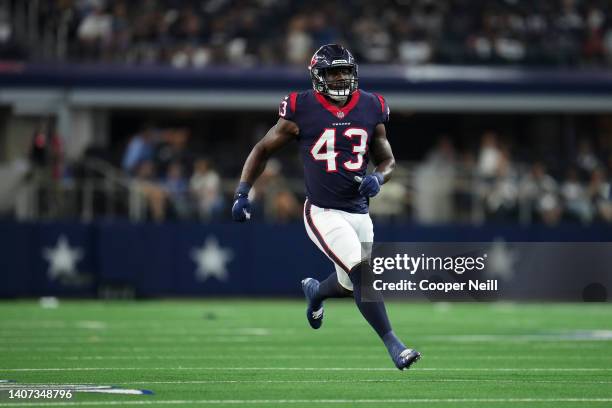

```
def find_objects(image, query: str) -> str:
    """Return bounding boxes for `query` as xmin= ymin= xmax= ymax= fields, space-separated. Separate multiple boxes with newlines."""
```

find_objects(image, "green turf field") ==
xmin=1 ymin=300 xmax=611 ymax=407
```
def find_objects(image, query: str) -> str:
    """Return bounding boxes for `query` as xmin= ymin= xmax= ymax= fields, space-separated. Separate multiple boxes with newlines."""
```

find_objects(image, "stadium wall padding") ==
xmin=1 ymin=221 xmax=611 ymax=299
xmin=2 ymin=64 xmax=612 ymax=94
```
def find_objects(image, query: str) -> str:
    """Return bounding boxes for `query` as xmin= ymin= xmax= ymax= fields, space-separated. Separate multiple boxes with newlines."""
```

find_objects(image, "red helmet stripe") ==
xmin=375 ymin=93 xmax=385 ymax=113
xmin=290 ymin=92 xmax=297 ymax=113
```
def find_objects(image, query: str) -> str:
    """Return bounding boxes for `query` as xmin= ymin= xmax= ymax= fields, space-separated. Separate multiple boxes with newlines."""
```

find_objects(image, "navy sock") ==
xmin=382 ymin=331 xmax=407 ymax=358
xmin=314 ymin=272 xmax=353 ymax=304
xmin=348 ymin=262 xmax=392 ymax=339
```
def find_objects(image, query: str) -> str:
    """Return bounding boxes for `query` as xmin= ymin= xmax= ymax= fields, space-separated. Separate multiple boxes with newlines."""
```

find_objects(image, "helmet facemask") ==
xmin=310 ymin=65 xmax=359 ymax=103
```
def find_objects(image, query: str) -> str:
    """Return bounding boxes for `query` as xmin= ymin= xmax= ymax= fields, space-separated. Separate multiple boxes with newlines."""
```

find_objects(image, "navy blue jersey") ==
xmin=279 ymin=89 xmax=390 ymax=214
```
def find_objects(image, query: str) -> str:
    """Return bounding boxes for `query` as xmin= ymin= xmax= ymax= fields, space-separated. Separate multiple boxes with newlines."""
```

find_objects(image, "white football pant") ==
xmin=303 ymin=199 xmax=374 ymax=291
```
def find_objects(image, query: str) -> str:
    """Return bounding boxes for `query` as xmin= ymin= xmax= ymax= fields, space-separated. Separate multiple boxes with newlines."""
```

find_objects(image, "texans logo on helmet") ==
xmin=310 ymin=55 xmax=324 ymax=69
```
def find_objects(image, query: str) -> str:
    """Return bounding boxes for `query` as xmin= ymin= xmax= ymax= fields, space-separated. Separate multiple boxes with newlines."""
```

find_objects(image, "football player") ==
xmin=232 ymin=44 xmax=420 ymax=370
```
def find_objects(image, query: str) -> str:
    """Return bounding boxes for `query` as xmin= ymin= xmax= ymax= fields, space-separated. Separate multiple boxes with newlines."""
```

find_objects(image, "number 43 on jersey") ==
xmin=310 ymin=128 xmax=368 ymax=172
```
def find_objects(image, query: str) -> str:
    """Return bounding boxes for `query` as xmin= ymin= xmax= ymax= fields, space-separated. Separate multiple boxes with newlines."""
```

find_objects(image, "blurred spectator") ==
xmin=77 ymin=4 xmax=112 ymax=60
xmin=587 ymin=168 xmax=612 ymax=222
xmin=105 ymin=2 xmax=131 ymax=61
xmin=398 ymin=25 xmax=433 ymax=66
xmin=576 ymin=138 xmax=600 ymax=176
xmin=164 ymin=161 xmax=190 ymax=220
xmin=271 ymin=189 xmax=301 ymax=223
xmin=310 ymin=12 xmax=340 ymax=47
xmin=519 ymin=162 xmax=562 ymax=225
xmin=28 ymin=120 xmax=64 ymax=218
xmin=454 ymin=151 xmax=478 ymax=222
xmin=190 ymin=158 xmax=224 ymax=221
xmin=414 ymin=136 xmax=456 ymax=223
xmin=155 ymin=127 xmax=193 ymax=175
xmin=477 ymin=131 xmax=503 ymax=179
xmin=369 ymin=180 xmax=409 ymax=221
xmin=0 ymin=4 xmax=24 ymax=60
xmin=29 ymin=120 xmax=64 ymax=180
xmin=252 ymin=159 xmax=298 ymax=222
xmin=561 ymin=167 xmax=592 ymax=223
xmin=604 ymin=28 xmax=612 ymax=65
xmin=286 ymin=16 xmax=312 ymax=65
xmin=352 ymin=13 xmax=393 ymax=63
xmin=133 ymin=160 xmax=167 ymax=222
xmin=19 ymin=114 xmax=612 ymax=225
xmin=20 ymin=0 xmax=612 ymax=67
xmin=482 ymin=149 xmax=519 ymax=222
xmin=122 ymin=125 xmax=157 ymax=175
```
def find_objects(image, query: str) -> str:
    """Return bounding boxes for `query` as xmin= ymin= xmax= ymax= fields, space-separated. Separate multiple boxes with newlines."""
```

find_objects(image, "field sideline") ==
xmin=1 ymin=300 xmax=611 ymax=407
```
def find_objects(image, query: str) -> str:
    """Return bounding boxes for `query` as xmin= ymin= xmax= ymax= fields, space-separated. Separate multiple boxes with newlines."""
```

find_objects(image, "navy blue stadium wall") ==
xmin=1 ymin=221 xmax=611 ymax=299
xmin=2 ymin=64 xmax=612 ymax=94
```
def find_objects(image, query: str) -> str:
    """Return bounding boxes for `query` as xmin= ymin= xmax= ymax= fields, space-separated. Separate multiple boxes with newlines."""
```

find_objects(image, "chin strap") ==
xmin=329 ymin=95 xmax=348 ymax=103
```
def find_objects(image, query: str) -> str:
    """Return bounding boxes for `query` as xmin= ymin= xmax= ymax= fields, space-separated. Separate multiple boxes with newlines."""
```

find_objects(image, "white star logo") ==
xmin=42 ymin=235 xmax=84 ymax=281
xmin=191 ymin=237 xmax=233 ymax=282
xmin=486 ymin=239 xmax=518 ymax=281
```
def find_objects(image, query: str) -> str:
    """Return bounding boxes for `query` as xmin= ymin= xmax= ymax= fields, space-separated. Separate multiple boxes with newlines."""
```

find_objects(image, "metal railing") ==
xmin=14 ymin=158 xmax=607 ymax=225
xmin=15 ymin=157 xmax=136 ymax=221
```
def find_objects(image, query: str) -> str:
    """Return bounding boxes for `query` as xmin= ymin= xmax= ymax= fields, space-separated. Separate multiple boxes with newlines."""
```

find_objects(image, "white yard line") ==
xmin=0 ymin=328 xmax=277 ymax=335
xmin=1 ymin=398 xmax=612 ymax=406
xmin=9 ymin=355 xmax=612 ymax=361
xmin=8 ymin=378 xmax=612 ymax=386
xmin=5 ymin=342 xmax=589 ymax=352
xmin=1 ymin=332 xmax=611 ymax=342
xmin=4 ymin=367 xmax=612 ymax=372
xmin=0 ymin=337 xmax=256 ymax=344
xmin=115 ymin=378 xmax=612 ymax=385
xmin=2 ymin=343 xmax=605 ymax=352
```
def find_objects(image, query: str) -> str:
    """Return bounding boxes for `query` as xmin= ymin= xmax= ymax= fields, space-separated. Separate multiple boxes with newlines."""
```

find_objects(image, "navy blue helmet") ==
xmin=308 ymin=44 xmax=359 ymax=102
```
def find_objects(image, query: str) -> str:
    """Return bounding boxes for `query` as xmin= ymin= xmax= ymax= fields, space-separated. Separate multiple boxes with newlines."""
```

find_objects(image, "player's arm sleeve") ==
xmin=374 ymin=93 xmax=390 ymax=124
xmin=278 ymin=92 xmax=298 ymax=122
